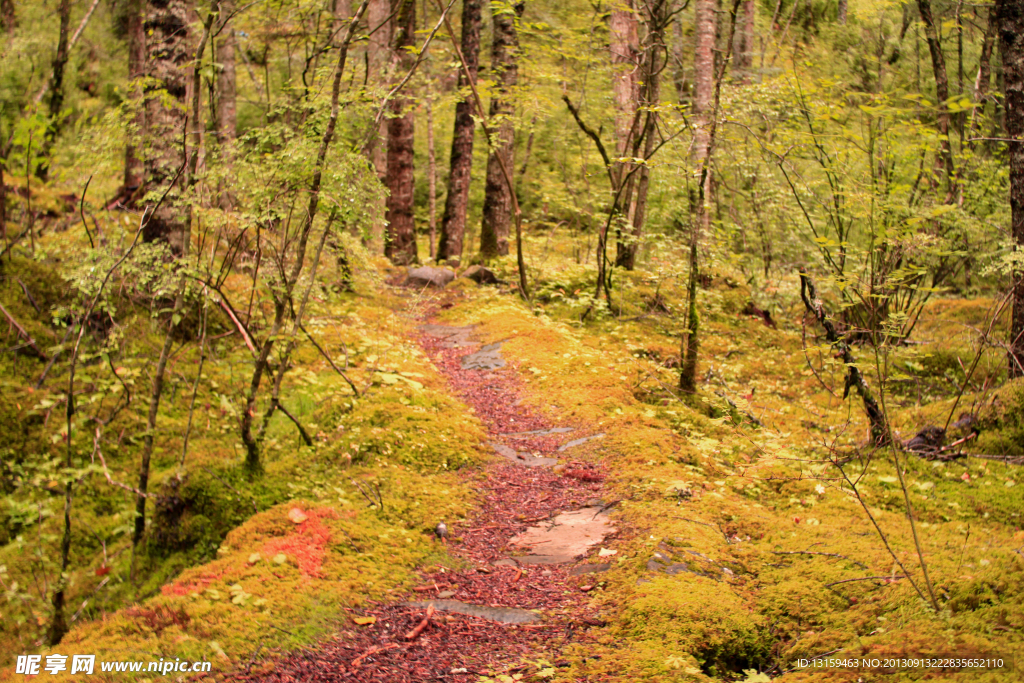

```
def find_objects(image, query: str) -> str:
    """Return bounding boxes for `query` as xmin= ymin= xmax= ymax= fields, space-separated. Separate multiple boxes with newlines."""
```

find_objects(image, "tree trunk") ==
xmin=610 ymin=0 xmax=639 ymax=181
xmin=838 ymin=0 xmax=847 ymax=25
xmin=916 ymin=0 xmax=953 ymax=180
xmin=969 ymin=8 xmax=996 ymax=146
xmin=0 ymin=0 xmax=14 ymax=33
xmin=141 ymin=0 xmax=191 ymax=249
xmin=217 ymin=0 xmax=238 ymax=209
xmin=480 ymin=1 xmax=524 ymax=259
xmin=693 ymin=0 xmax=714 ymax=231
xmin=37 ymin=0 xmax=72 ymax=180
xmin=367 ymin=0 xmax=392 ymax=250
xmin=734 ymin=0 xmax=755 ymax=78
xmin=427 ymin=97 xmax=437 ymax=258
xmin=997 ymin=0 xmax=1024 ymax=376
xmin=125 ymin=0 xmax=146 ymax=193
xmin=384 ymin=0 xmax=417 ymax=265
xmin=618 ymin=0 xmax=668 ymax=270
xmin=437 ymin=0 xmax=482 ymax=265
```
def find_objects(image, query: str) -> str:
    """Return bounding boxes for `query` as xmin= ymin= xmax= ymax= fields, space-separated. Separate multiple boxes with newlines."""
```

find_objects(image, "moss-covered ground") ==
xmin=0 ymin=228 xmax=1021 ymax=682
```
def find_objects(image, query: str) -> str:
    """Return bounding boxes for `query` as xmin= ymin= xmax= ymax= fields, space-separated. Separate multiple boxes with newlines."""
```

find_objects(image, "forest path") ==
xmin=233 ymin=305 xmax=617 ymax=682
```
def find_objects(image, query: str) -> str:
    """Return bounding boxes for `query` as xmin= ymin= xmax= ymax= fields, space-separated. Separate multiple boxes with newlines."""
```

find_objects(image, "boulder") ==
xmin=406 ymin=266 xmax=455 ymax=288
xmin=461 ymin=264 xmax=501 ymax=285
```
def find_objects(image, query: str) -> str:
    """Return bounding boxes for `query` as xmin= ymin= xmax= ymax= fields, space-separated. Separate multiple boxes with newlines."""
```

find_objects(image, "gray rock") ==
xmin=407 ymin=266 xmax=455 ymax=288
xmin=405 ymin=600 xmax=539 ymax=624
xmin=558 ymin=433 xmax=606 ymax=452
xmin=461 ymin=265 xmax=501 ymax=285
xmin=462 ymin=342 xmax=506 ymax=370
xmin=569 ymin=563 xmax=611 ymax=576
xmin=418 ymin=324 xmax=476 ymax=348
xmin=490 ymin=442 xmax=558 ymax=467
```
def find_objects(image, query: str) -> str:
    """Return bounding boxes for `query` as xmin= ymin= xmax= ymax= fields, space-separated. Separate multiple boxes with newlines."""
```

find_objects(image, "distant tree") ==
xmin=140 ymin=0 xmax=191 ymax=248
xmin=384 ymin=0 xmax=418 ymax=264
xmin=998 ymin=0 xmax=1024 ymax=376
xmin=216 ymin=0 xmax=237 ymax=208
xmin=367 ymin=0 xmax=392 ymax=249
xmin=437 ymin=0 xmax=483 ymax=264
xmin=479 ymin=0 xmax=525 ymax=259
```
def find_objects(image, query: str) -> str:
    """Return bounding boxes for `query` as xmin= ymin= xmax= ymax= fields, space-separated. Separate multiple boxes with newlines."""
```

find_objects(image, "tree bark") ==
xmin=692 ymin=0 xmax=715 ymax=231
xmin=125 ymin=0 xmax=146 ymax=193
xmin=437 ymin=0 xmax=482 ymax=265
xmin=367 ymin=0 xmax=392 ymax=250
xmin=838 ymin=0 xmax=847 ymax=25
xmin=384 ymin=0 xmax=418 ymax=265
xmin=427 ymin=97 xmax=438 ymax=258
xmin=141 ymin=0 xmax=191 ymax=249
xmin=0 ymin=0 xmax=14 ymax=33
xmin=216 ymin=0 xmax=238 ymax=209
xmin=480 ymin=0 xmax=524 ymax=259
xmin=997 ymin=0 xmax=1024 ymax=376
xmin=969 ymin=8 xmax=996 ymax=146
xmin=37 ymin=0 xmax=72 ymax=180
xmin=916 ymin=0 xmax=953 ymax=180
xmin=734 ymin=0 xmax=755 ymax=78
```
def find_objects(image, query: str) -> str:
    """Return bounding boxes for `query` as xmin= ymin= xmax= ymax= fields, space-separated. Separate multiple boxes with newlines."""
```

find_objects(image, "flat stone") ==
xmin=418 ymin=324 xmax=477 ymax=348
xmin=462 ymin=342 xmax=506 ymax=370
xmin=407 ymin=266 xmax=455 ymax=288
xmin=492 ymin=558 xmax=518 ymax=568
xmin=436 ymin=590 xmax=457 ymax=599
xmin=405 ymin=600 xmax=539 ymax=624
xmin=504 ymin=427 xmax=575 ymax=437
xmin=461 ymin=264 xmax=501 ymax=285
xmin=509 ymin=507 xmax=615 ymax=565
xmin=490 ymin=442 xmax=558 ymax=467
xmin=558 ymin=433 xmax=605 ymax=452
xmin=569 ymin=563 xmax=611 ymax=576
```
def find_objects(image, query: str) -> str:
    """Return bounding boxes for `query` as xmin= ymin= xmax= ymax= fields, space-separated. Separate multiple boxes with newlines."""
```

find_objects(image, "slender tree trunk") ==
xmin=367 ymin=0 xmax=392 ymax=250
xmin=618 ymin=0 xmax=668 ymax=270
xmin=242 ymin=0 xmax=370 ymax=473
xmin=0 ymin=0 xmax=14 ymax=33
xmin=141 ymin=0 xmax=191 ymax=249
xmin=125 ymin=0 xmax=146 ymax=193
xmin=384 ymin=0 xmax=417 ymax=265
xmin=427 ymin=97 xmax=438 ymax=258
xmin=610 ymin=0 xmax=639 ymax=184
xmin=838 ymin=0 xmax=847 ymax=25
xmin=681 ymin=0 xmax=720 ymax=393
xmin=969 ymin=8 xmax=997 ymax=146
xmin=480 ymin=0 xmax=524 ymax=259
xmin=437 ymin=0 xmax=482 ymax=265
xmin=217 ymin=0 xmax=238 ymax=209
xmin=734 ymin=0 xmax=755 ymax=78
xmin=37 ymin=0 xmax=72 ymax=180
xmin=998 ymin=0 xmax=1024 ymax=376
xmin=916 ymin=0 xmax=954 ymax=181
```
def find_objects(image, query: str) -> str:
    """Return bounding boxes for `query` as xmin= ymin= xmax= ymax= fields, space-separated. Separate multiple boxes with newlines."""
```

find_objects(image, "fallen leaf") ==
xmin=288 ymin=508 xmax=308 ymax=524
xmin=598 ymin=548 xmax=617 ymax=557
xmin=353 ymin=616 xmax=377 ymax=625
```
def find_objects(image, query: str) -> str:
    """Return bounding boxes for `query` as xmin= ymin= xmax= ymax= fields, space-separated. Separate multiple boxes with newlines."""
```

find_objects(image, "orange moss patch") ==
xmin=161 ymin=569 xmax=225 ymax=597
xmin=261 ymin=506 xmax=339 ymax=578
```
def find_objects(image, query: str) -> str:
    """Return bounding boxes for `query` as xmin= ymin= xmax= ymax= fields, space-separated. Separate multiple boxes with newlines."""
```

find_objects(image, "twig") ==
xmin=404 ymin=603 xmax=435 ymax=640
xmin=350 ymin=643 xmax=401 ymax=669
xmin=217 ymin=297 xmax=256 ymax=354
xmin=825 ymin=575 xmax=905 ymax=588
xmin=299 ymin=323 xmax=359 ymax=396
xmin=770 ymin=550 xmax=868 ymax=569
xmin=0 ymin=302 xmax=45 ymax=359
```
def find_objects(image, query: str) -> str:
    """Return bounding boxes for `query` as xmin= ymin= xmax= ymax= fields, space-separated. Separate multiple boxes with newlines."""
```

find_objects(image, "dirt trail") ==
xmin=231 ymin=317 xmax=617 ymax=681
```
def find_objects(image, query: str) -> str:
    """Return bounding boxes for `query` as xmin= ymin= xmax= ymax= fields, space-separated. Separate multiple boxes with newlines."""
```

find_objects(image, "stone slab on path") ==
xmin=504 ymin=427 xmax=575 ymax=437
xmin=558 ymin=433 xmax=605 ymax=452
xmin=509 ymin=507 xmax=615 ymax=565
xmin=490 ymin=442 xmax=558 ymax=468
xmin=418 ymin=324 xmax=477 ymax=348
xmin=461 ymin=341 xmax=506 ymax=370
xmin=405 ymin=600 xmax=539 ymax=624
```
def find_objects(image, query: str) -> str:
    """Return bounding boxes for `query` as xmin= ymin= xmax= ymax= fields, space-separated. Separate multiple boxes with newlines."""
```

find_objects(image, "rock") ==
xmin=418 ymin=324 xmax=476 ymax=348
xmin=462 ymin=342 xmax=506 ymax=370
xmin=557 ymin=433 xmax=605 ymax=452
xmin=461 ymin=264 xmax=501 ymax=285
xmin=405 ymin=600 xmax=539 ymax=624
xmin=508 ymin=507 xmax=615 ymax=565
xmin=569 ymin=563 xmax=611 ymax=576
xmin=490 ymin=442 xmax=558 ymax=467
xmin=905 ymin=425 xmax=945 ymax=454
xmin=406 ymin=266 xmax=455 ymax=288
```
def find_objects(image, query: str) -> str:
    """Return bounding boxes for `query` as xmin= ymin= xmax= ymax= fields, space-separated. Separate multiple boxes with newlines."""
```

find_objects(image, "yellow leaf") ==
xmin=353 ymin=616 xmax=377 ymax=625
xmin=288 ymin=508 xmax=308 ymax=524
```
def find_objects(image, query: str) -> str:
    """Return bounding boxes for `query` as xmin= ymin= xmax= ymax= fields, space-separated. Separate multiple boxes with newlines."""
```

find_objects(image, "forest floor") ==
xmin=226 ymin=293 xmax=617 ymax=681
